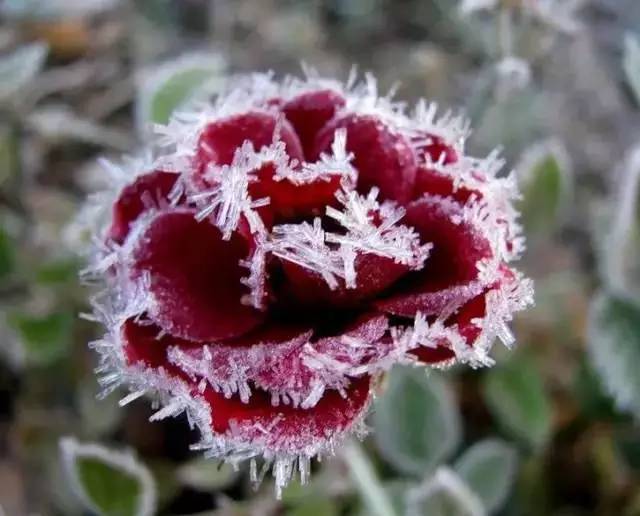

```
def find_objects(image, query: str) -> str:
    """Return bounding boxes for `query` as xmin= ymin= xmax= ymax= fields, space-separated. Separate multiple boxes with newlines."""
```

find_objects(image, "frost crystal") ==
xmin=269 ymin=218 xmax=347 ymax=289
xmin=326 ymin=188 xmax=431 ymax=269
xmin=292 ymin=129 xmax=357 ymax=185
xmin=190 ymin=142 xmax=271 ymax=239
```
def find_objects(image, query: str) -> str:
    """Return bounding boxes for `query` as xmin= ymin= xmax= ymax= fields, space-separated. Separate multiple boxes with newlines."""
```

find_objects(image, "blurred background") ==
xmin=1 ymin=0 xmax=640 ymax=515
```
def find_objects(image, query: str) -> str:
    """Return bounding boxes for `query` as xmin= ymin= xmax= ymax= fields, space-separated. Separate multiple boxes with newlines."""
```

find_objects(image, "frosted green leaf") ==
xmin=624 ymin=34 xmax=640 ymax=105
xmin=0 ymin=123 xmax=18 ymax=187
xmin=60 ymin=437 xmax=156 ymax=516
xmin=587 ymin=293 xmax=640 ymax=418
xmin=0 ymin=42 xmax=48 ymax=102
xmin=373 ymin=366 xmax=461 ymax=476
xmin=407 ymin=467 xmax=487 ymax=516
xmin=483 ymin=356 xmax=552 ymax=449
xmin=176 ymin=458 xmax=238 ymax=491
xmin=517 ymin=140 xmax=572 ymax=234
xmin=474 ymin=89 xmax=543 ymax=158
xmin=454 ymin=439 xmax=518 ymax=513
xmin=600 ymin=146 xmax=640 ymax=303
xmin=137 ymin=53 xmax=226 ymax=130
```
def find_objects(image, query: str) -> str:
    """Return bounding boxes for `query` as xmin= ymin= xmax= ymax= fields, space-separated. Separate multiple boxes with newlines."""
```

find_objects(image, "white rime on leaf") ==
xmin=454 ymin=439 xmax=518 ymax=513
xmin=601 ymin=145 xmax=640 ymax=302
xmin=516 ymin=139 xmax=573 ymax=233
xmin=59 ymin=437 xmax=157 ymax=516
xmin=587 ymin=293 xmax=640 ymax=419
xmin=406 ymin=467 xmax=487 ymax=516
xmin=0 ymin=42 xmax=48 ymax=102
xmin=459 ymin=0 xmax=498 ymax=15
xmin=136 ymin=51 xmax=226 ymax=132
xmin=624 ymin=34 xmax=640 ymax=106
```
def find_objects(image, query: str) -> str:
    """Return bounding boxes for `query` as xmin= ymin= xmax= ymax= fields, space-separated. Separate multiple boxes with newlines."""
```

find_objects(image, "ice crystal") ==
xmin=326 ymin=188 xmax=431 ymax=269
xmin=190 ymin=142 xmax=271 ymax=239
xmin=291 ymin=129 xmax=357 ymax=185
xmin=269 ymin=218 xmax=348 ymax=289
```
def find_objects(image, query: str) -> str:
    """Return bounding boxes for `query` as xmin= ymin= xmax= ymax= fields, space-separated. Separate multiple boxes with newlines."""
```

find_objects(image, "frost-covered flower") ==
xmin=81 ymin=70 xmax=533 ymax=495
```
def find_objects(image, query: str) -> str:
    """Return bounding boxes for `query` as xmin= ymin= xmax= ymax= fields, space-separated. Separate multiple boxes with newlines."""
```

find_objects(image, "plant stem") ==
xmin=343 ymin=441 xmax=397 ymax=516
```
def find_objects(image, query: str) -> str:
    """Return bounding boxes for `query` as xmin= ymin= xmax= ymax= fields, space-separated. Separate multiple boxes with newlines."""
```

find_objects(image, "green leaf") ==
xmin=176 ymin=458 xmax=238 ymax=491
xmin=0 ymin=224 xmax=15 ymax=279
xmin=624 ymin=34 xmax=640 ymax=105
xmin=0 ymin=42 xmax=48 ymax=102
xmin=8 ymin=311 xmax=74 ymax=365
xmin=600 ymin=146 xmax=640 ymax=302
xmin=0 ymin=123 xmax=18 ymax=188
xmin=483 ymin=356 xmax=552 ymax=449
xmin=373 ymin=366 xmax=461 ymax=476
xmin=473 ymin=89 xmax=543 ymax=159
xmin=137 ymin=53 xmax=226 ymax=129
xmin=587 ymin=293 xmax=640 ymax=418
xmin=286 ymin=496 xmax=338 ymax=516
xmin=35 ymin=257 xmax=79 ymax=285
xmin=407 ymin=467 xmax=486 ymax=516
xmin=60 ymin=438 xmax=156 ymax=516
xmin=574 ymin=357 xmax=619 ymax=420
xmin=517 ymin=140 xmax=572 ymax=234
xmin=454 ymin=439 xmax=518 ymax=513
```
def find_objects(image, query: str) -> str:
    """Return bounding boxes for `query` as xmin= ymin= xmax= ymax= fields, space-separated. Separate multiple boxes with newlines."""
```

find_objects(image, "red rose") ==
xmin=85 ymin=72 xmax=533 ymax=494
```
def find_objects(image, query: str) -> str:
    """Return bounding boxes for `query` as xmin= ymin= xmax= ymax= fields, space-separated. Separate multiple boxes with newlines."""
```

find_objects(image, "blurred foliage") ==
xmin=1 ymin=0 xmax=640 ymax=515
xmin=373 ymin=367 xmax=461 ymax=476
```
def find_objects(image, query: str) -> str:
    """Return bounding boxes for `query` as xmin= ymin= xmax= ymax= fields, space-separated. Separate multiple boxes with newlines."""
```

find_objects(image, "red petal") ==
xmin=168 ymin=314 xmax=387 ymax=408
xmin=121 ymin=317 xmax=373 ymax=457
xmin=410 ymin=345 xmax=456 ymax=365
xmin=417 ymin=134 xmax=458 ymax=165
xmin=130 ymin=210 xmax=265 ymax=341
xmin=375 ymin=282 xmax=485 ymax=319
xmin=202 ymin=375 xmax=372 ymax=453
xmin=195 ymin=111 xmax=304 ymax=173
xmin=454 ymin=292 xmax=486 ymax=344
xmin=167 ymin=321 xmax=313 ymax=404
xmin=282 ymin=89 xmax=346 ymax=158
xmin=408 ymin=289 xmax=486 ymax=366
xmin=311 ymin=113 xmax=417 ymax=203
xmin=279 ymin=252 xmax=409 ymax=309
xmin=122 ymin=317 xmax=198 ymax=371
xmin=109 ymin=171 xmax=180 ymax=244
xmin=408 ymin=266 xmax=520 ymax=366
xmin=376 ymin=196 xmax=493 ymax=317
xmin=413 ymin=168 xmax=478 ymax=205
xmin=250 ymin=163 xmax=343 ymax=221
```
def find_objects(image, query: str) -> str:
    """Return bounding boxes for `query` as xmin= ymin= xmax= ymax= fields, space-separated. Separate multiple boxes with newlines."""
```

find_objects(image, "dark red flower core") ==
xmin=86 ymin=72 xmax=533 ymax=492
